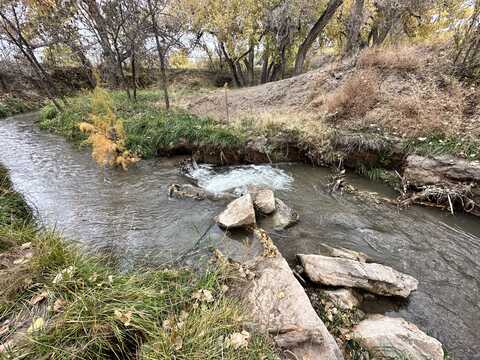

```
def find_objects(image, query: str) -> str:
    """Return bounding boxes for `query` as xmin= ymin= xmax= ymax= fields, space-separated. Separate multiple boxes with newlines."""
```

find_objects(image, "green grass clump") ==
xmin=0 ymin=97 xmax=37 ymax=118
xmin=124 ymin=111 xmax=244 ymax=157
xmin=4 ymin=233 xmax=276 ymax=359
xmin=39 ymin=89 xmax=245 ymax=158
xmin=39 ymin=94 xmax=91 ymax=142
xmin=0 ymin=165 xmax=32 ymax=250
xmin=403 ymin=133 xmax=480 ymax=160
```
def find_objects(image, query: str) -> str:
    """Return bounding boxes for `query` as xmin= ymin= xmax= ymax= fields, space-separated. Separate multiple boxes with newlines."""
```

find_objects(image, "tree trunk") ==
xmin=147 ymin=0 xmax=170 ymax=109
xmin=261 ymin=44 xmax=269 ymax=84
xmin=235 ymin=62 xmax=246 ymax=86
xmin=220 ymin=42 xmax=242 ymax=87
xmin=159 ymin=48 xmax=170 ymax=110
xmin=294 ymin=0 xmax=344 ymax=75
xmin=247 ymin=42 xmax=255 ymax=85
xmin=344 ymin=0 xmax=364 ymax=56
xmin=131 ymin=45 xmax=137 ymax=101
xmin=114 ymin=44 xmax=131 ymax=99
xmin=81 ymin=0 xmax=119 ymax=86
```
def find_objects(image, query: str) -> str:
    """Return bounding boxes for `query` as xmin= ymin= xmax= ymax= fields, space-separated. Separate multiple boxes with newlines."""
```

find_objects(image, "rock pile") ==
xmin=297 ymin=247 xmax=443 ymax=359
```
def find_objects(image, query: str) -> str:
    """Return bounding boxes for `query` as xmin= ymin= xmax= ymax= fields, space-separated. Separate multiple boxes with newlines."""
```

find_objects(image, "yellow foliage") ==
xmin=79 ymin=86 xmax=139 ymax=170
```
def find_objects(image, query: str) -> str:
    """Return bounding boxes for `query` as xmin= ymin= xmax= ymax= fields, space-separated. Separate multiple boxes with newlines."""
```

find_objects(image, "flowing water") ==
xmin=1 ymin=113 xmax=480 ymax=359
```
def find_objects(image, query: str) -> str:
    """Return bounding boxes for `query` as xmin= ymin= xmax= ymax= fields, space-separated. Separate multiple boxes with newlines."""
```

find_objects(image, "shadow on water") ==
xmin=1 ymin=113 xmax=480 ymax=359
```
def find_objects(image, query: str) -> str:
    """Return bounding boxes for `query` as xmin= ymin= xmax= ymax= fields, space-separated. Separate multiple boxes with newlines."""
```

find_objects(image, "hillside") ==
xmin=183 ymin=44 xmax=480 ymax=153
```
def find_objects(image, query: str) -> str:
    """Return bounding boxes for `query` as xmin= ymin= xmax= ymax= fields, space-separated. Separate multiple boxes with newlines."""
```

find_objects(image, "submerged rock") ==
xmin=323 ymin=288 xmax=361 ymax=310
xmin=318 ymin=244 xmax=370 ymax=263
xmin=352 ymin=315 xmax=444 ymax=360
xmin=243 ymin=253 xmax=344 ymax=360
xmin=215 ymin=194 xmax=256 ymax=229
xmin=247 ymin=186 xmax=276 ymax=214
xmin=298 ymin=254 xmax=418 ymax=298
xmin=168 ymin=183 xmax=236 ymax=201
xmin=206 ymin=226 xmax=265 ymax=264
xmin=271 ymin=199 xmax=299 ymax=230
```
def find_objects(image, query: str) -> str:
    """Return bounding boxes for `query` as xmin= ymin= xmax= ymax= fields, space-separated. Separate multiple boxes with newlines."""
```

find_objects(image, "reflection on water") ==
xmin=1 ymin=113 xmax=480 ymax=359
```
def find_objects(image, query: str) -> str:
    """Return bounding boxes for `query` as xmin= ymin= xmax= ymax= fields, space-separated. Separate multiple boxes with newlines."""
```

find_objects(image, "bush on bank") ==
xmin=0 ymin=97 xmax=38 ymax=119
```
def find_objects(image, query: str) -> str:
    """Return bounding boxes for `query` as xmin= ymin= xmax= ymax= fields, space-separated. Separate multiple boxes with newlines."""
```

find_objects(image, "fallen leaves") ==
xmin=114 ymin=309 xmax=133 ymax=327
xmin=192 ymin=289 xmax=214 ymax=303
xmin=53 ymin=298 xmax=67 ymax=313
xmin=173 ymin=335 xmax=183 ymax=350
xmin=28 ymin=291 xmax=49 ymax=305
xmin=225 ymin=330 xmax=250 ymax=350
xmin=27 ymin=317 xmax=45 ymax=334
xmin=52 ymin=266 xmax=75 ymax=284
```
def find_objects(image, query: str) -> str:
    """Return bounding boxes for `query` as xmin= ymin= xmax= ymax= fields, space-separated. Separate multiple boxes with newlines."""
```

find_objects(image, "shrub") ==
xmin=40 ymin=103 xmax=58 ymax=120
xmin=323 ymin=69 xmax=380 ymax=121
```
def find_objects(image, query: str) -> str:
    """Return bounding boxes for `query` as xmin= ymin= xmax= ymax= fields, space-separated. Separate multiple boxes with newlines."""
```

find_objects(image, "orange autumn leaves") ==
xmin=79 ymin=86 xmax=138 ymax=170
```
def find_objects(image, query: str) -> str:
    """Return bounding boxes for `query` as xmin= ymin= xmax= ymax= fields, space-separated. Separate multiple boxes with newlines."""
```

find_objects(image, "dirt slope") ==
xmin=182 ymin=45 xmax=480 ymax=141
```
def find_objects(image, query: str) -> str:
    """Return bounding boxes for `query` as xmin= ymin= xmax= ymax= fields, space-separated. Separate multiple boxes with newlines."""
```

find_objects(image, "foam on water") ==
xmin=190 ymin=164 xmax=294 ymax=194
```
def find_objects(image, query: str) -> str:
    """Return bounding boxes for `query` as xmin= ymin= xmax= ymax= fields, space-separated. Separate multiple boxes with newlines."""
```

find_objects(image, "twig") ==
xmin=447 ymin=194 xmax=454 ymax=215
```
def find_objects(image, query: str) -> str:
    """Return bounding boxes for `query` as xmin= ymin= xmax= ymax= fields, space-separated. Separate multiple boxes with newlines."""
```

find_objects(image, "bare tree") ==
xmin=146 ymin=0 xmax=185 ymax=109
xmin=0 ymin=2 xmax=64 ymax=110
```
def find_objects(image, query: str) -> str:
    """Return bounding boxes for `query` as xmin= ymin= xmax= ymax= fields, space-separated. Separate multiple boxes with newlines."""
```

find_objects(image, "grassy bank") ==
xmin=0 ymin=164 xmax=277 ymax=359
xmin=40 ymin=90 xmax=245 ymax=159
xmin=0 ymin=96 xmax=39 ymax=119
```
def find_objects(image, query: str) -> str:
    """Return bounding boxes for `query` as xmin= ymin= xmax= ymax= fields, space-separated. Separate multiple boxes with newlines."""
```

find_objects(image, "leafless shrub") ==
xmin=322 ymin=69 xmax=380 ymax=121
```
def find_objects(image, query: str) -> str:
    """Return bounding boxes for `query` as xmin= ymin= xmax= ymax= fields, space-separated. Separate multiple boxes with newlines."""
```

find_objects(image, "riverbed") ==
xmin=1 ymin=113 xmax=479 ymax=359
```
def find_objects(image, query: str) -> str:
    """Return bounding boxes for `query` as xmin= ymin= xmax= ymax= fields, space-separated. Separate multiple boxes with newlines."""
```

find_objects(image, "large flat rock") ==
xmin=352 ymin=315 xmax=444 ymax=360
xmin=298 ymin=254 xmax=418 ymax=298
xmin=243 ymin=253 xmax=343 ymax=359
xmin=404 ymin=155 xmax=480 ymax=186
xmin=215 ymin=194 xmax=256 ymax=229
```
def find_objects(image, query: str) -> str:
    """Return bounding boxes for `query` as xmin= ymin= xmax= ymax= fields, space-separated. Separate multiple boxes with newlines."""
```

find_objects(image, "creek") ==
xmin=1 ymin=112 xmax=480 ymax=359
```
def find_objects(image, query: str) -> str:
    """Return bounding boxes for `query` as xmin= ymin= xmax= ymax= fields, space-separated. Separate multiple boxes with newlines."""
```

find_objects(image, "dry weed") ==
xmin=358 ymin=46 xmax=421 ymax=72
xmin=322 ymin=69 xmax=380 ymax=121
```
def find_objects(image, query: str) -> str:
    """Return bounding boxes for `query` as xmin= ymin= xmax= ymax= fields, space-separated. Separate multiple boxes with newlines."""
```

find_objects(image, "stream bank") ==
xmin=38 ymin=89 xmax=480 ymax=217
xmin=2 ymin=112 xmax=480 ymax=359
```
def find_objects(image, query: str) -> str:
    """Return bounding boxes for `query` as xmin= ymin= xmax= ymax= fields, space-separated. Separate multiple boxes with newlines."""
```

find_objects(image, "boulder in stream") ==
xmin=215 ymin=194 xmax=256 ymax=229
xmin=352 ymin=315 xmax=444 ymax=360
xmin=271 ymin=199 xmax=299 ymax=230
xmin=243 ymin=252 xmax=344 ymax=360
xmin=403 ymin=154 xmax=480 ymax=215
xmin=247 ymin=186 xmax=276 ymax=214
xmin=298 ymin=254 xmax=418 ymax=298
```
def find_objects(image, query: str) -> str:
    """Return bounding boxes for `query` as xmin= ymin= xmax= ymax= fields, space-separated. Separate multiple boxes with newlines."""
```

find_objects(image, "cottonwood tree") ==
xmin=293 ymin=0 xmax=344 ymax=74
xmin=180 ymin=0 xmax=266 ymax=87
